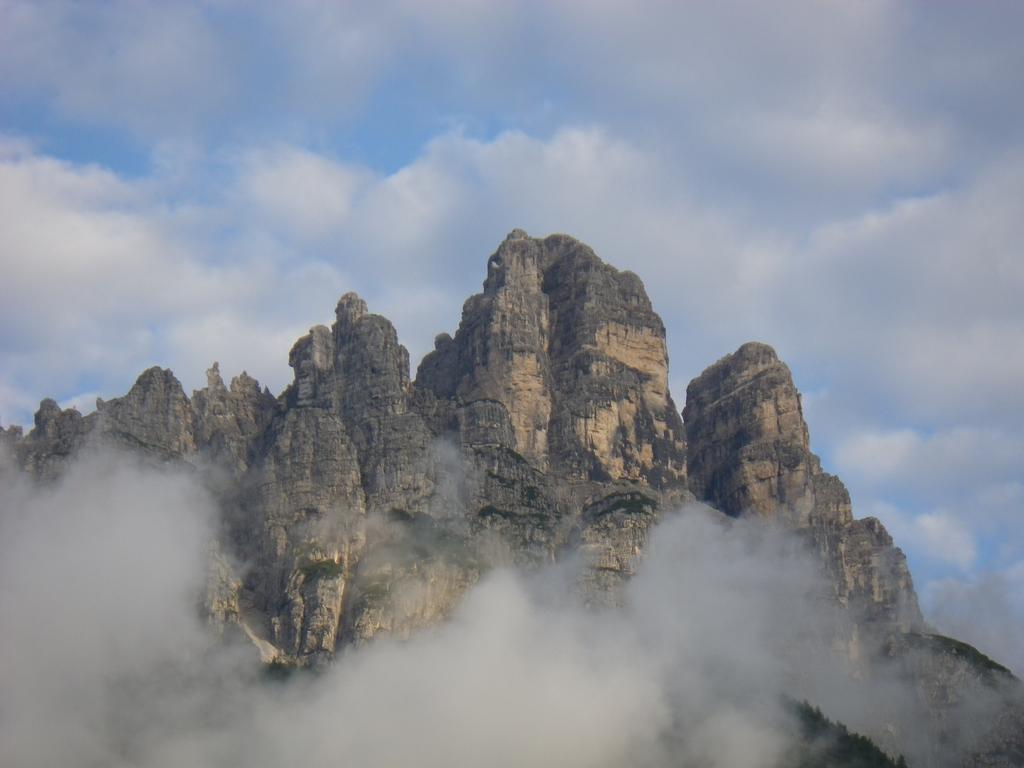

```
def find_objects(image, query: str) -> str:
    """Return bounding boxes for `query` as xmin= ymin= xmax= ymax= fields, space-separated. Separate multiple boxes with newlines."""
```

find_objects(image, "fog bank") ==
xmin=0 ymin=451 xmax=906 ymax=767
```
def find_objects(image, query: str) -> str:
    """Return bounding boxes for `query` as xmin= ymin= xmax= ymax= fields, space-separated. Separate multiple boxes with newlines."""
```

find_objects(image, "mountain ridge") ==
xmin=2 ymin=230 xmax=1021 ymax=767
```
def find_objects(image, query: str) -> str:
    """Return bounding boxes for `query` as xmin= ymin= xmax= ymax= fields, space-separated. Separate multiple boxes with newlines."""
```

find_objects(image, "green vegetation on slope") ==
xmin=589 ymin=491 xmax=657 ymax=518
xmin=786 ymin=700 xmax=907 ymax=768
xmin=298 ymin=559 xmax=344 ymax=580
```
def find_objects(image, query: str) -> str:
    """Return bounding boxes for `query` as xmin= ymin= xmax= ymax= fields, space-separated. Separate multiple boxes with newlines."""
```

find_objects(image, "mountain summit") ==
xmin=3 ymin=231 xmax=1021 ymax=767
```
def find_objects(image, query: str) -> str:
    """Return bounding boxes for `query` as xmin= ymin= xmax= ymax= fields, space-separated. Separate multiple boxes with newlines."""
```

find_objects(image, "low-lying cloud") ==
xmin=0 ymin=449 xmax=997 ymax=767
xmin=924 ymin=566 xmax=1024 ymax=678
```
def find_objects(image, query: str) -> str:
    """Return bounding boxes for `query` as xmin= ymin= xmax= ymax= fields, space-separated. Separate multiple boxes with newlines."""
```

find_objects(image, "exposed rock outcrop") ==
xmin=683 ymin=341 xmax=922 ymax=635
xmin=684 ymin=342 xmax=817 ymax=525
xmin=0 ymin=422 xmax=22 ymax=450
xmin=192 ymin=362 xmax=276 ymax=477
xmin=14 ymin=399 xmax=92 ymax=480
xmin=96 ymin=367 xmax=197 ymax=457
xmin=417 ymin=230 xmax=687 ymax=487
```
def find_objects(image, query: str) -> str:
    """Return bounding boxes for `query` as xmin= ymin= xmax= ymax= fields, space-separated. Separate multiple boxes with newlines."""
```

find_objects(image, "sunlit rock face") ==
xmin=5 ymin=229 xmax=1021 ymax=766
xmin=416 ymin=230 xmax=688 ymax=487
xmin=683 ymin=341 xmax=922 ymax=634
xmin=684 ymin=342 xmax=817 ymax=526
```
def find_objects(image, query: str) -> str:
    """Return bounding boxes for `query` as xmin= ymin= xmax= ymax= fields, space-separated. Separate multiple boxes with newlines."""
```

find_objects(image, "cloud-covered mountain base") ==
xmin=0 ymin=449 xmax=912 ymax=768
xmin=3 ymin=231 xmax=1021 ymax=767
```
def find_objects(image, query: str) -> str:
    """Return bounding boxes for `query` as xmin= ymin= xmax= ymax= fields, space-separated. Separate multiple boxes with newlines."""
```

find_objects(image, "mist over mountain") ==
xmin=2 ymin=232 xmax=1021 ymax=767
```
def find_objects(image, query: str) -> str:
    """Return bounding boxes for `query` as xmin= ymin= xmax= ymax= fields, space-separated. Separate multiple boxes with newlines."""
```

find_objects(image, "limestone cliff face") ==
xmin=96 ymin=367 xmax=198 ymax=457
xmin=684 ymin=343 xmax=816 ymax=525
xmin=678 ymin=341 xmax=1019 ymax=764
xmin=683 ymin=341 xmax=922 ymax=634
xmin=418 ymin=232 xmax=555 ymax=468
xmin=192 ymin=362 xmax=276 ymax=477
xmin=417 ymin=230 xmax=687 ymax=487
xmin=13 ymin=398 xmax=91 ymax=480
xmin=237 ymin=294 xmax=437 ymax=661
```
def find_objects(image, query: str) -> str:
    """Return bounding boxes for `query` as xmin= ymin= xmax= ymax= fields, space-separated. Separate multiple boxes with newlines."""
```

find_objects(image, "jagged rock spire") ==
xmin=684 ymin=341 xmax=815 ymax=524
xmin=417 ymin=230 xmax=687 ymax=486
xmin=96 ymin=367 xmax=196 ymax=456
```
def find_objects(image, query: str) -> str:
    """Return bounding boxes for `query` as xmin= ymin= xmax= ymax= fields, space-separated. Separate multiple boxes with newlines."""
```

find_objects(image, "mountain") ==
xmin=2 ymin=230 xmax=1021 ymax=767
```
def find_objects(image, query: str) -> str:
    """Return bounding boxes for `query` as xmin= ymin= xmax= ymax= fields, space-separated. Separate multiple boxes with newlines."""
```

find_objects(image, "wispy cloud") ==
xmin=0 ymin=449 xmax=943 ymax=766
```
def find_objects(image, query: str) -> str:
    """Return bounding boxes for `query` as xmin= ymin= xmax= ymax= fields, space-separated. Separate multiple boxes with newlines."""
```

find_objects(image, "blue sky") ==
xmin=1 ymin=0 xmax=1022 ymax=668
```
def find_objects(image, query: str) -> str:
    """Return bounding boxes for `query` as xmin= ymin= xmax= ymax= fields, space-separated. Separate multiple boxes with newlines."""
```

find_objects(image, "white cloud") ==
xmin=0 ymin=460 xmax=825 ymax=768
xmin=0 ymin=375 xmax=34 ymax=429
xmin=0 ymin=1 xmax=236 ymax=136
xmin=734 ymin=103 xmax=949 ymax=189
xmin=5 ymin=1 xmax=1021 ymax=204
xmin=864 ymin=501 xmax=977 ymax=572
xmin=233 ymin=146 xmax=371 ymax=241
xmin=0 ymin=142 xmax=356 ymax=421
xmin=833 ymin=423 xmax=1022 ymax=587
xmin=924 ymin=563 xmax=1024 ymax=675
xmin=915 ymin=512 xmax=977 ymax=571
xmin=0 ymin=147 xmax=210 ymax=354
xmin=835 ymin=429 xmax=921 ymax=483
xmin=2 ymin=0 xmax=1021 ymax=423
xmin=835 ymin=426 xmax=1024 ymax=498
xmin=4 ymin=122 xmax=1023 ymax=474
xmin=0 ymin=451 xmax=216 ymax=766
xmin=7 ymin=454 xmax=952 ymax=768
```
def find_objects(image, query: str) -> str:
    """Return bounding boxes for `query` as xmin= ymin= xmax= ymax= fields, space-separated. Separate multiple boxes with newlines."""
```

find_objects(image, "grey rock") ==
xmin=14 ymin=399 xmax=92 ymax=480
xmin=192 ymin=362 xmax=276 ymax=476
xmin=240 ymin=406 xmax=366 ymax=661
xmin=96 ymin=367 xmax=197 ymax=458
xmin=573 ymin=488 xmax=661 ymax=605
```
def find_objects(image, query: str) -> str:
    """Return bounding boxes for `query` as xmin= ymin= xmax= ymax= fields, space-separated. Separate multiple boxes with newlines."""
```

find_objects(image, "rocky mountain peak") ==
xmin=33 ymin=397 xmax=69 ymax=435
xmin=335 ymin=291 xmax=368 ymax=327
xmin=684 ymin=340 xmax=813 ymax=523
xmin=684 ymin=339 xmax=922 ymax=633
xmin=483 ymin=229 xmax=546 ymax=294
xmin=417 ymin=230 xmax=686 ymax=485
xmin=210 ymin=360 xmax=229 ymax=387
xmin=17 ymin=398 xmax=88 ymax=479
xmin=6 ymin=230 xmax=1015 ymax=766
xmin=95 ymin=366 xmax=196 ymax=457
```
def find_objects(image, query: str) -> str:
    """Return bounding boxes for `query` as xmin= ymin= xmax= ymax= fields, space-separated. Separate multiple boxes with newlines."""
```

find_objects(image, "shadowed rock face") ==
xmin=5 ymin=229 xmax=1018 ymax=765
xmin=97 ymin=367 xmax=199 ymax=457
xmin=13 ymin=398 xmax=90 ymax=480
xmin=192 ymin=362 xmax=277 ymax=476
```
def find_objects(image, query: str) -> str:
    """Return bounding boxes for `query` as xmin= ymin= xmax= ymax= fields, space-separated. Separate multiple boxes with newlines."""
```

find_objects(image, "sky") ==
xmin=0 ymin=0 xmax=1022 ymax=665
